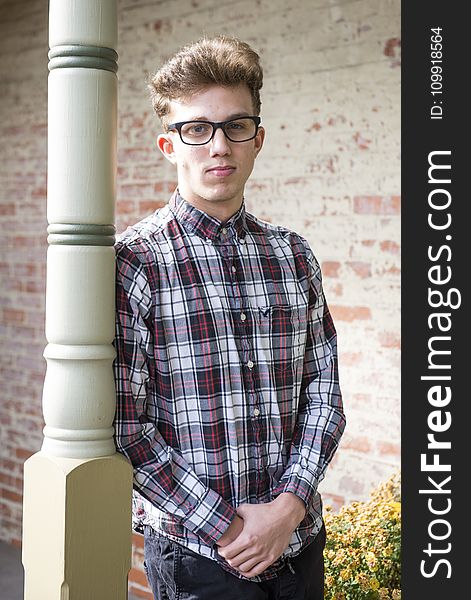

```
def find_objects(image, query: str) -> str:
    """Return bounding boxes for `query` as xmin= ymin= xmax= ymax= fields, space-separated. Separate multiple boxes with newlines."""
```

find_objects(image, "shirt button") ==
xmin=231 ymin=265 xmax=236 ymax=273
xmin=240 ymin=313 xmax=246 ymax=321
xmin=253 ymin=408 xmax=260 ymax=417
xmin=222 ymin=227 xmax=228 ymax=235
xmin=247 ymin=360 xmax=254 ymax=369
xmin=239 ymin=237 xmax=245 ymax=244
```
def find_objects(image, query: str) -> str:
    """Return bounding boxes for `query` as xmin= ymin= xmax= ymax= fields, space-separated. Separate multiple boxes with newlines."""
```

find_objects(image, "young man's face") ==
xmin=157 ymin=83 xmax=265 ymax=220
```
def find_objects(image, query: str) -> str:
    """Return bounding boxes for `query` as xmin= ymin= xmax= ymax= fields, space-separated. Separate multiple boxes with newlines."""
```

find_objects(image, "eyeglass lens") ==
xmin=180 ymin=118 xmax=257 ymax=144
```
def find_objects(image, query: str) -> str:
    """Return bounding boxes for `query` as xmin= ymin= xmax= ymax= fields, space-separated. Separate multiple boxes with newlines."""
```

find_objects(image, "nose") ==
xmin=209 ymin=126 xmax=231 ymax=157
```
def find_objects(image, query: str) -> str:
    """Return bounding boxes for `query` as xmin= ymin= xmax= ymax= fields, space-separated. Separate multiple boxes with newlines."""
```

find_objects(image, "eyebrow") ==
xmin=184 ymin=112 xmax=252 ymax=122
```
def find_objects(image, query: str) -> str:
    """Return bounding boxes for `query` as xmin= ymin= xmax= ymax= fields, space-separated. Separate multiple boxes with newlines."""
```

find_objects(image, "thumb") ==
xmin=235 ymin=503 xmax=250 ymax=519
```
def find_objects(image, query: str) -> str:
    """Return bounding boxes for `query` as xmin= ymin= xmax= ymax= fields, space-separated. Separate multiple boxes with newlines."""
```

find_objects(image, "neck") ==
xmin=179 ymin=191 xmax=243 ymax=223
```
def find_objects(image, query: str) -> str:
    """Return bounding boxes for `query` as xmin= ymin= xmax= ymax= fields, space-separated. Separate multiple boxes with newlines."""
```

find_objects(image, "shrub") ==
xmin=323 ymin=470 xmax=401 ymax=600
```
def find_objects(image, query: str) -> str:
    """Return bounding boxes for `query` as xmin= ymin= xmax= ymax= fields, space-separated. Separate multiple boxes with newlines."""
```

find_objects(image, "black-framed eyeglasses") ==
xmin=167 ymin=116 xmax=261 ymax=145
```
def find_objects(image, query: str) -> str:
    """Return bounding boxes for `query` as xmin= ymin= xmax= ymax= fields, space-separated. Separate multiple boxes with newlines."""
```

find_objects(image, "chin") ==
xmin=201 ymin=188 xmax=238 ymax=204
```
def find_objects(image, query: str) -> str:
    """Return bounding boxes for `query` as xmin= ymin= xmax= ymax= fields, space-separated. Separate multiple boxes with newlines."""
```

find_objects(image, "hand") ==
xmin=217 ymin=493 xmax=306 ymax=578
xmin=217 ymin=514 xmax=244 ymax=547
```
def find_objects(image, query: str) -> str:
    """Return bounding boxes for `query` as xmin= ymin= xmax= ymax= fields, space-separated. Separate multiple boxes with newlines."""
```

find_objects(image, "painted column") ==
xmin=22 ymin=1 xmax=133 ymax=598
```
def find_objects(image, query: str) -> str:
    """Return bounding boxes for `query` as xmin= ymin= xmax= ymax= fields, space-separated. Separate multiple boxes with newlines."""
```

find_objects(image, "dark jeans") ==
xmin=143 ymin=524 xmax=326 ymax=600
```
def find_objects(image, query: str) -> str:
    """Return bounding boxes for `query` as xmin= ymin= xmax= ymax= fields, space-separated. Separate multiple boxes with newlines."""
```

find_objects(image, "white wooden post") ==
xmin=22 ymin=1 xmax=133 ymax=598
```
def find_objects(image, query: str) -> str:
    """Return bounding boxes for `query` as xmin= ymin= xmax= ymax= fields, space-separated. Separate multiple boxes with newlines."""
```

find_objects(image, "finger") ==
xmin=218 ymin=539 xmax=251 ymax=561
xmin=226 ymin=548 xmax=259 ymax=569
xmin=238 ymin=559 xmax=271 ymax=579
xmin=234 ymin=555 xmax=265 ymax=574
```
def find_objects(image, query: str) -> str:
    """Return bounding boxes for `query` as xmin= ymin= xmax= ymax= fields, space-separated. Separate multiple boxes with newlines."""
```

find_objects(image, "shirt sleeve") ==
xmin=272 ymin=243 xmax=346 ymax=508
xmin=113 ymin=242 xmax=236 ymax=545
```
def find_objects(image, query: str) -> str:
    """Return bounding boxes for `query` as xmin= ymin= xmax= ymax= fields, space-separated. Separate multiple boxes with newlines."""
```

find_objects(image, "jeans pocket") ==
xmin=143 ymin=530 xmax=179 ymax=600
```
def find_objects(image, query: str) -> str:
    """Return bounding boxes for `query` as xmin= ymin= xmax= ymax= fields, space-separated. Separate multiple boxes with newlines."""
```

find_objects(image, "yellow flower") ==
xmin=324 ymin=471 xmax=401 ymax=599
xmin=370 ymin=578 xmax=380 ymax=590
xmin=355 ymin=573 xmax=370 ymax=591
xmin=325 ymin=575 xmax=335 ymax=588
xmin=365 ymin=551 xmax=377 ymax=571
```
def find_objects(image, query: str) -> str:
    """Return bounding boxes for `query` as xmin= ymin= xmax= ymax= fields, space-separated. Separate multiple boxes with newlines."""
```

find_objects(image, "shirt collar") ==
xmin=169 ymin=190 xmax=247 ymax=242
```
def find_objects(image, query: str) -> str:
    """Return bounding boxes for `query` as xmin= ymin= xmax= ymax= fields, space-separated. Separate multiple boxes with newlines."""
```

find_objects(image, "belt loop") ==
xmin=287 ymin=559 xmax=295 ymax=575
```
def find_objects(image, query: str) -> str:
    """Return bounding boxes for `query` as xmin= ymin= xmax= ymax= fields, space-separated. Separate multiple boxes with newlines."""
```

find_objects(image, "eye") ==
xmin=182 ymin=122 xmax=212 ymax=137
xmin=226 ymin=120 xmax=247 ymax=131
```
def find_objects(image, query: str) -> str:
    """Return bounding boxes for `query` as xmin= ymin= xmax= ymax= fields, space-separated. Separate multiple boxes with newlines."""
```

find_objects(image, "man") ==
xmin=113 ymin=35 xmax=346 ymax=600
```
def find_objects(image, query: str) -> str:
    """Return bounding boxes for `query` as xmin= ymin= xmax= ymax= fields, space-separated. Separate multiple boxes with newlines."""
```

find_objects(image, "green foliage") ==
xmin=324 ymin=471 xmax=401 ymax=600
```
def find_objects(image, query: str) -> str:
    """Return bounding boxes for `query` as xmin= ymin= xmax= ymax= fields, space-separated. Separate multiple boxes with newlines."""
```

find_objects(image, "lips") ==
xmin=206 ymin=165 xmax=236 ymax=176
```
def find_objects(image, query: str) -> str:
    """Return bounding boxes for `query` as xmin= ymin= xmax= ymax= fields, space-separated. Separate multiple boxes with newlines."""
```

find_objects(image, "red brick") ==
xmin=13 ymin=263 xmax=37 ymax=277
xmin=377 ymin=441 xmax=400 ymax=456
xmin=322 ymin=261 xmax=341 ymax=278
xmin=117 ymin=200 xmax=136 ymax=214
xmin=129 ymin=566 xmax=149 ymax=588
xmin=330 ymin=305 xmax=372 ymax=322
xmin=132 ymin=166 xmax=171 ymax=182
xmin=120 ymin=183 xmax=156 ymax=198
xmin=139 ymin=200 xmax=166 ymax=214
xmin=118 ymin=147 xmax=152 ymax=162
xmin=1 ymin=489 xmax=23 ymax=503
xmin=154 ymin=182 xmax=176 ymax=194
xmin=353 ymin=195 xmax=401 ymax=215
xmin=0 ymin=501 xmax=13 ymax=518
xmin=341 ymin=435 xmax=372 ymax=453
xmin=379 ymin=331 xmax=401 ymax=349
xmin=0 ymin=459 xmax=19 ymax=473
xmin=2 ymin=309 xmax=25 ymax=324
xmin=346 ymin=261 xmax=371 ymax=278
xmin=25 ymin=281 xmax=45 ymax=294
xmin=0 ymin=203 xmax=15 ymax=216
xmin=15 ymin=448 xmax=35 ymax=461
xmin=0 ymin=473 xmax=23 ymax=490
xmin=376 ymin=263 xmax=400 ymax=276
xmin=132 ymin=532 xmax=145 ymax=549
xmin=128 ymin=585 xmax=153 ymax=599
xmin=329 ymin=283 xmax=343 ymax=297
xmin=31 ymin=187 xmax=47 ymax=199
xmin=380 ymin=240 xmax=400 ymax=254
xmin=117 ymin=166 xmax=130 ymax=178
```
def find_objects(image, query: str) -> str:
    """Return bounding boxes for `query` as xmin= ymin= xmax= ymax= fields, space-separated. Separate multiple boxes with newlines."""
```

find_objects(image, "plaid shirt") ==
xmin=113 ymin=191 xmax=345 ymax=581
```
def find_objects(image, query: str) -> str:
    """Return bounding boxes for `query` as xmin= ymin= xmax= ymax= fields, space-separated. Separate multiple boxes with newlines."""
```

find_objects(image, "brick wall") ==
xmin=0 ymin=0 xmax=400 ymax=597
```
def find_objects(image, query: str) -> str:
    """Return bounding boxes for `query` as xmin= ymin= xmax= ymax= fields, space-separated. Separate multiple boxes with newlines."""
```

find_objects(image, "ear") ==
xmin=157 ymin=132 xmax=177 ymax=165
xmin=254 ymin=126 xmax=265 ymax=158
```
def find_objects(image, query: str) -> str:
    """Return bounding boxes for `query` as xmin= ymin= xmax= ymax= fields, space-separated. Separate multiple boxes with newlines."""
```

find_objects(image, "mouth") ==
xmin=206 ymin=165 xmax=236 ymax=177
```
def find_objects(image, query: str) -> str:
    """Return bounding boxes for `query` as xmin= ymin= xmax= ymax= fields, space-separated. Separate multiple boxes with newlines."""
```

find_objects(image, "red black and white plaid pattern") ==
xmin=113 ymin=191 xmax=345 ymax=581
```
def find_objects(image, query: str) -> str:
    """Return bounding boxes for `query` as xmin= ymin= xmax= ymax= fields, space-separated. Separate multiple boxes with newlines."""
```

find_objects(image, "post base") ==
xmin=22 ymin=452 xmax=133 ymax=600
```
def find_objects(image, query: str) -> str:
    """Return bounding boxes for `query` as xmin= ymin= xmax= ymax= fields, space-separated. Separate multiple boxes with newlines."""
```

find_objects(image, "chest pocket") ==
xmin=255 ymin=304 xmax=306 ymax=372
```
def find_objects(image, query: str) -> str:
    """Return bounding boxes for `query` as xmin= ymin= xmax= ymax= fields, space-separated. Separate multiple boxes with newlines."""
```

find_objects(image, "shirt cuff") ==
xmin=272 ymin=462 xmax=319 ymax=509
xmin=180 ymin=487 xmax=237 ymax=545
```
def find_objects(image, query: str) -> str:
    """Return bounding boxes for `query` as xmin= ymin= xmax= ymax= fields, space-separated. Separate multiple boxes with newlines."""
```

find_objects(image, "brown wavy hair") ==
xmin=147 ymin=35 xmax=263 ymax=129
